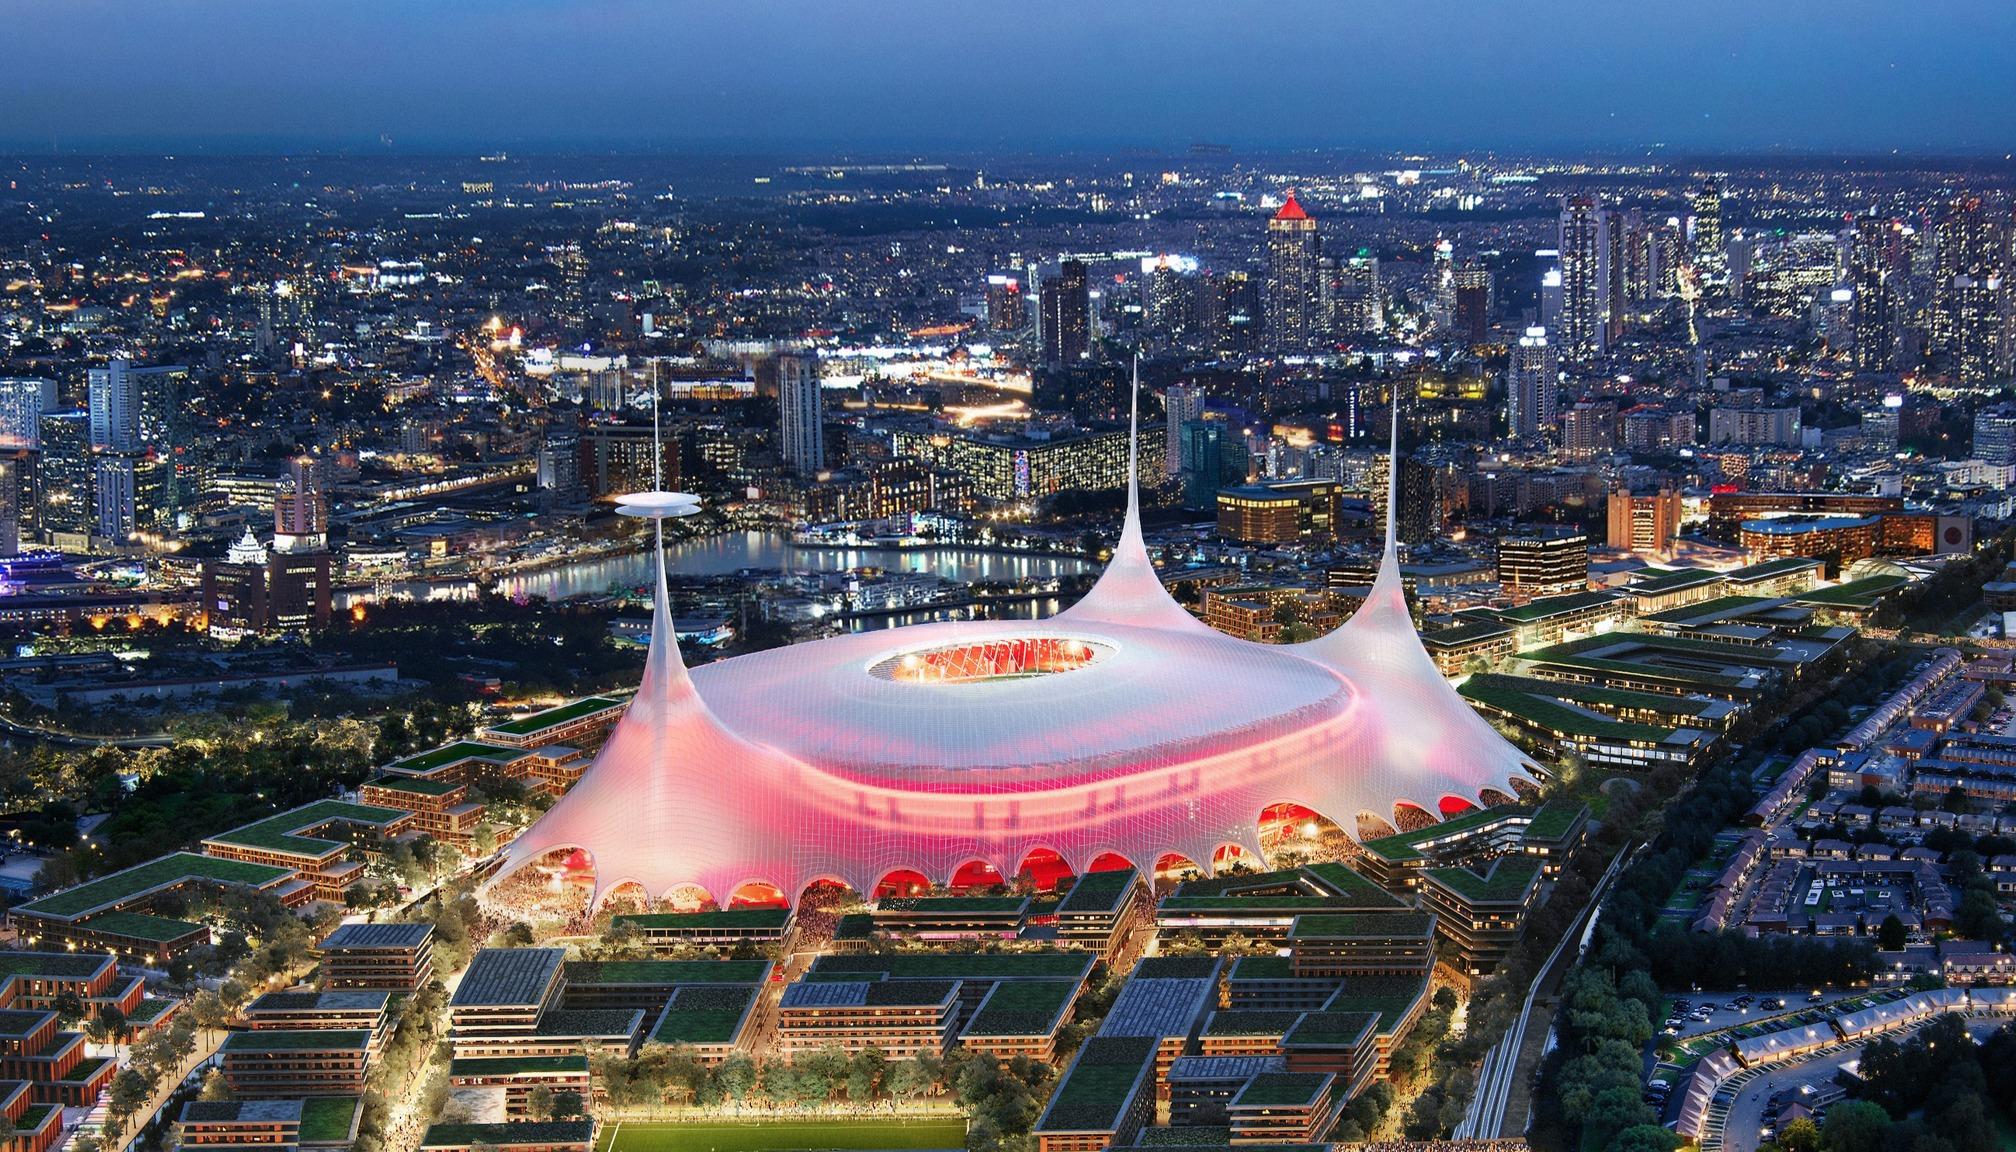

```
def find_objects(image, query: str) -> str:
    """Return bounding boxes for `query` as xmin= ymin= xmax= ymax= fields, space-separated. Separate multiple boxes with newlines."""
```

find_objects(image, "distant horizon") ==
xmin=6 ymin=1 xmax=2016 ymax=157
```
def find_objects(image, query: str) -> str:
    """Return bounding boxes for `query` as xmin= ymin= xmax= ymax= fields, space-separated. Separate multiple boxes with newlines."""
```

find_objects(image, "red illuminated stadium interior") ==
xmin=872 ymin=637 xmax=1108 ymax=684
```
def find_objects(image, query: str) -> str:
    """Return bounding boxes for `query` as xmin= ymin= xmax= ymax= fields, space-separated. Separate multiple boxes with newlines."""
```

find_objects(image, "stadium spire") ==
xmin=1057 ymin=357 xmax=1212 ymax=633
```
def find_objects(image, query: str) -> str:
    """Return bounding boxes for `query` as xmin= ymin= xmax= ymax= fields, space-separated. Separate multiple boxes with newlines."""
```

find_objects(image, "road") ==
xmin=0 ymin=711 xmax=173 ymax=748
xmin=1457 ymin=842 xmax=1634 ymax=1140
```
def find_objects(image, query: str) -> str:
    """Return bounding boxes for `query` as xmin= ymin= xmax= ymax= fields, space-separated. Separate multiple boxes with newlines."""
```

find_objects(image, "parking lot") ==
xmin=1654 ymin=987 xmax=1897 ymax=1065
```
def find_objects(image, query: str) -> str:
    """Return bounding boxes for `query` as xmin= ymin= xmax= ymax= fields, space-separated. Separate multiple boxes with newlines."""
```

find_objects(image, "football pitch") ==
xmin=595 ymin=1117 xmax=967 ymax=1152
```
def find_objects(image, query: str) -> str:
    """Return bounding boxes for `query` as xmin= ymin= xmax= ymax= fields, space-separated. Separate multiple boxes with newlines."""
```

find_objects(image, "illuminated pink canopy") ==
xmin=489 ymin=395 xmax=1540 ymax=909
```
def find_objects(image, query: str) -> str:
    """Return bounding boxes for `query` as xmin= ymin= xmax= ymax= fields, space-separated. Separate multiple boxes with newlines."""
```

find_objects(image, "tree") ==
xmin=1781 ymin=1115 xmax=1822 ymax=1152
xmin=1609 ymin=1124 xmax=1683 ymax=1152
xmin=1822 ymin=1100 xmax=1892 ymax=1152
xmin=107 ymin=1067 xmax=153 ymax=1137
xmin=552 ymin=1091 xmax=584 ymax=1120
xmin=524 ymin=1086 xmax=555 ymax=1122
xmin=198 ymin=1068 xmax=232 ymax=1102
xmin=50 ymin=991 xmax=86 ymax=1028
xmin=1878 ymin=914 xmax=1908 ymax=951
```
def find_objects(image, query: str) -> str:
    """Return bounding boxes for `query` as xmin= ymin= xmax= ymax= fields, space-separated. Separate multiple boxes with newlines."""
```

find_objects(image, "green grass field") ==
xmin=596 ymin=1117 xmax=967 ymax=1152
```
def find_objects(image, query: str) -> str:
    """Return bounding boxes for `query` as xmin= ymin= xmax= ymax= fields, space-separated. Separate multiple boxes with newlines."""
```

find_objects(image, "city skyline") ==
xmin=4 ymin=0 xmax=2016 ymax=153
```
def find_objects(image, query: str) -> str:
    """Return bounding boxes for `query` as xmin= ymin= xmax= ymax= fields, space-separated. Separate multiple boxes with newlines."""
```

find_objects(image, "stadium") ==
xmin=487 ymin=413 xmax=1542 ymax=911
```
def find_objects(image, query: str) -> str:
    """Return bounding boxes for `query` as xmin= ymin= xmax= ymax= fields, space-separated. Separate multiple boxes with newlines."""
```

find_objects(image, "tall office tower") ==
xmin=273 ymin=456 xmax=328 ymax=553
xmin=555 ymin=243 xmax=588 ymax=326
xmin=1973 ymin=405 xmax=2016 ymax=466
xmin=1451 ymin=265 xmax=1492 ymax=344
xmin=1647 ymin=223 xmax=1684 ymax=298
xmin=0 ymin=454 xmax=19 ymax=558
xmin=1506 ymin=327 xmax=1560 ymax=437
xmin=537 ymin=424 xmax=585 ymax=504
xmin=1164 ymin=383 xmax=1206 ymax=477
xmin=1497 ymin=526 xmax=1590 ymax=597
xmin=88 ymin=359 xmax=189 ymax=452
xmin=1369 ymin=454 xmax=1436 ymax=545
xmin=1932 ymin=196 xmax=2013 ymax=385
xmin=94 ymin=455 xmax=165 ymax=545
xmin=1431 ymin=238 xmax=1457 ymax=327
xmin=1849 ymin=215 xmax=1903 ymax=371
xmin=1557 ymin=197 xmax=1608 ymax=363
xmin=1613 ymin=209 xmax=1652 ymax=304
xmin=1330 ymin=251 xmax=1383 ymax=334
xmin=1265 ymin=192 xmax=1322 ymax=350
xmin=1607 ymin=488 xmax=1682 ymax=555
xmin=1180 ymin=419 xmax=1248 ymax=509
xmin=1536 ymin=250 xmax=1565 ymax=332
xmin=776 ymin=352 xmax=826 ymax=476
xmin=1040 ymin=260 xmax=1091 ymax=366
xmin=1210 ymin=271 xmax=1264 ymax=351
xmin=1143 ymin=257 xmax=1200 ymax=350
xmin=0 ymin=378 xmax=57 ymax=449
xmin=36 ymin=411 xmax=92 ymax=540
xmin=984 ymin=274 xmax=1026 ymax=331
xmin=1691 ymin=178 xmax=1727 ymax=282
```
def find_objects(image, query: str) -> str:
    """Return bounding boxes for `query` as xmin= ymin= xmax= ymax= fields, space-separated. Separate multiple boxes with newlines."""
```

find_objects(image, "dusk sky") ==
xmin=6 ymin=0 xmax=2016 ymax=154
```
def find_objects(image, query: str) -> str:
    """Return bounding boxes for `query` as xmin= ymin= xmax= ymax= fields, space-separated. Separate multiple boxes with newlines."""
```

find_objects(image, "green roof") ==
xmin=16 ymin=853 xmax=292 ymax=919
xmin=1460 ymin=677 xmax=1678 ymax=744
xmin=563 ymin=960 xmax=769 ymax=985
xmin=611 ymin=908 xmax=791 ymax=931
xmin=1226 ymin=955 xmax=1297 ymax=981
xmin=1525 ymin=798 xmax=1588 ymax=842
xmin=1322 ymin=974 xmax=1428 ymax=1026
xmin=1057 ymin=868 xmax=1139 ymax=915
xmin=534 ymin=1009 xmax=643 ymax=1038
xmin=487 ymin=698 xmax=623 ymax=737
xmin=128 ymin=998 xmax=178 ymax=1024
xmin=965 ymin=979 xmax=1076 ymax=1037
xmin=1629 ymin=567 xmax=1725 ymax=593
xmin=1796 ymin=574 xmax=1909 ymax=607
xmin=875 ymin=896 xmax=1029 ymax=915
xmin=1425 ymin=855 xmax=1544 ymax=902
xmin=809 ymin=951 xmax=1093 ymax=981
xmin=1282 ymin=1011 xmax=1378 ymax=1049
xmin=1289 ymin=912 xmax=1435 ymax=939
xmin=364 ymin=775 xmax=463 ymax=797
xmin=387 ymin=741 xmax=526 ymax=775
xmin=1491 ymin=590 xmax=1619 ymax=623
xmin=1132 ymin=956 xmax=1221 ymax=979
xmin=1639 ymin=594 xmax=1775 ymax=624
xmin=1423 ymin=620 xmax=1514 ymax=646
xmin=0 ymin=1010 xmax=52 ymax=1035
xmin=1040 ymin=1035 xmax=1158 ymax=1132
xmin=421 ymin=1122 xmax=594 ymax=1149
xmin=650 ymin=985 xmax=755 ymax=1046
xmin=299 ymin=1097 xmax=361 ymax=1144
xmin=1203 ymin=1010 xmax=1304 ymax=1036
xmin=58 ymin=1055 xmax=111 ymax=1082
xmin=1301 ymin=861 xmax=1407 ymax=908
xmin=1232 ymin=1072 xmax=1330 ymax=1108
xmin=1465 ymin=673 xmax=1726 ymax=720
xmin=204 ymin=800 xmax=410 ymax=857
xmin=221 ymin=1029 xmax=371 ymax=1052
xmin=1359 ymin=804 xmax=1530 ymax=863
xmin=0 ymin=953 xmax=113 ymax=979
xmin=77 ymin=911 xmax=205 ymax=942
xmin=1728 ymin=556 xmax=1824 ymax=581
xmin=450 ymin=1056 xmax=589 ymax=1077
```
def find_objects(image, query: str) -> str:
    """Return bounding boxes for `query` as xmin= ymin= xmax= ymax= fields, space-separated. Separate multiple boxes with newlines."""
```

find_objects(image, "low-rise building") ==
xmin=318 ymin=922 xmax=435 ymax=992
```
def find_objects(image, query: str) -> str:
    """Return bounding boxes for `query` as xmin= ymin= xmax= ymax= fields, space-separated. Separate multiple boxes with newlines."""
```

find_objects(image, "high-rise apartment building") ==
xmin=1040 ymin=260 xmax=1091 ymax=366
xmin=36 ymin=410 xmax=92 ymax=540
xmin=1164 ymin=383 xmax=1205 ymax=478
xmin=1931 ymin=196 xmax=2012 ymax=385
xmin=984 ymin=274 xmax=1026 ymax=332
xmin=1506 ymin=327 xmax=1560 ymax=437
xmin=1557 ymin=197 xmax=1607 ymax=363
xmin=1451 ymin=265 xmax=1492 ymax=344
xmin=1265 ymin=193 xmax=1322 ymax=350
xmin=0 ymin=378 xmax=57 ymax=449
xmin=1849 ymin=215 xmax=1903 ymax=371
xmin=1973 ymin=404 xmax=2016 ymax=465
xmin=777 ymin=352 xmax=825 ymax=475
xmin=1560 ymin=400 xmax=1619 ymax=457
xmin=1691 ymin=178 xmax=1727 ymax=283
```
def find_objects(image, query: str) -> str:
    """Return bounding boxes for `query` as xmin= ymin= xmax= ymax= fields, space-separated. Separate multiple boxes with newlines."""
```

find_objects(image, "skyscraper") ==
xmin=36 ymin=410 xmax=92 ymax=540
xmin=1691 ymin=178 xmax=1727 ymax=283
xmin=777 ymin=352 xmax=825 ymax=475
xmin=1329 ymin=250 xmax=1382 ymax=335
xmin=1506 ymin=326 xmax=1560 ymax=438
xmin=984 ymin=274 xmax=1026 ymax=332
xmin=1164 ymin=383 xmax=1205 ymax=478
xmin=1265 ymin=192 xmax=1322 ymax=350
xmin=88 ymin=359 xmax=140 ymax=451
xmin=1451 ymin=265 xmax=1492 ymax=345
xmin=274 ymin=456 xmax=328 ymax=553
xmin=1557 ymin=197 xmax=1607 ymax=363
xmin=1607 ymin=488 xmax=1682 ymax=555
xmin=0 ymin=378 xmax=56 ymax=450
xmin=1932 ymin=196 xmax=2012 ymax=385
xmin=1040 ymin=260 xmax=1091 ymax=366
xmin=1849 ymin=214 xmax=1903 ymax=371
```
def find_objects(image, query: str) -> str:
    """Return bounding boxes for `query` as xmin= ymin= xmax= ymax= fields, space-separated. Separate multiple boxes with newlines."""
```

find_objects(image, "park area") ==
xmin=595 ymin=1117 xmax=968 ymax=1152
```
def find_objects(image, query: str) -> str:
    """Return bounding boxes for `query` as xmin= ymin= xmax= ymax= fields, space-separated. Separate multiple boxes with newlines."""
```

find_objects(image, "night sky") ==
xmin=5 ymin=0 xmax=2015 ymax=154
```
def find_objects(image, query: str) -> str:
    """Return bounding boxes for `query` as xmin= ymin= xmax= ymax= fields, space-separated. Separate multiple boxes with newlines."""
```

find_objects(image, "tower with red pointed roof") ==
xmin=1266 ymin=190 xmax=1323 ymax=351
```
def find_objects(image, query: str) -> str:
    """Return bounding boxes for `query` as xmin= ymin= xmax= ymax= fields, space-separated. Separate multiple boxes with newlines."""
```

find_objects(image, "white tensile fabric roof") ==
xmin=490 ymin=399 xmax=1541 ymax=908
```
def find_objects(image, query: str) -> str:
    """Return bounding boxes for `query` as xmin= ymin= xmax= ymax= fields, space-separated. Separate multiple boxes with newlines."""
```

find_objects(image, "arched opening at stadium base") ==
xmin=1211 ymin=842 xmax=1259 ymax=877
xmin=1085 ymin=852 xmax=1138 ymax=874
xmin=1356 ymin=812 xmax=1400 ymax=841
xmin=793 ymin=878 xmax=864 ymax=949
xmin=663 ymin=883 xmax=715 ymax=913
xmin=1509 ymin=777 xmax=1544 ymax=802
xmin=1478 ymin=787 xmax=1517 ymax=808
xmin=598 ymin=880 xmax=655 ymax=917
xmin=727 ymin=880 xmax=789 ymax=909
xmin=873 ymin=868 xmax=931 ymax=900
xmin=1438 ymin=795 xmax=1479 ymax=819
xmin=1258 ymin=802 xmax=1350 ymax=868
xmin=1152 ymin=851 xmax=1206 ymax=891
xmin=1014 ymin=847 xmax=1076 ymax=894
xmin=482 ymin=846 xmax=592 ymax=925
xmin=1392 ymin=802 xmax=1438 ymax=833
xmin=949 ymin=859 xmax=1006 ymax=892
